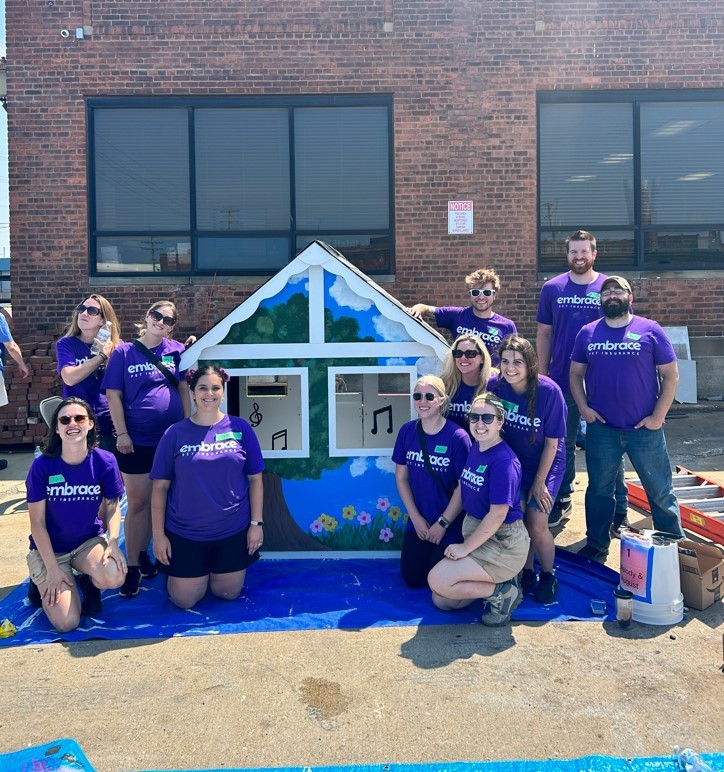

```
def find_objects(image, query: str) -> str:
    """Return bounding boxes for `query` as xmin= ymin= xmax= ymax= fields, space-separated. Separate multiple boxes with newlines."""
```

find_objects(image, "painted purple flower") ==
xmin=377 ymin=497 xmax=391 ymax=512
xmin=357 ymin=510 xmax=372 ymax=526
xmin=379 ymin=527 xmax=394 ymax=543
xmin=310 ymin=520 xmax=324 ymax=534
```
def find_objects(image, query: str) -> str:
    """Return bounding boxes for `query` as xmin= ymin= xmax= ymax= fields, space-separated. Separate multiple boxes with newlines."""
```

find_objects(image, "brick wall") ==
xmin=3 ymin=0 xmax=724 ymax=443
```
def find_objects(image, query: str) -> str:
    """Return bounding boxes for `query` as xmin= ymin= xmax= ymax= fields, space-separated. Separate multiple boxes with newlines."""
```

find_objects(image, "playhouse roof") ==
xmin=181 ymin=240 xmax=449 ymax=368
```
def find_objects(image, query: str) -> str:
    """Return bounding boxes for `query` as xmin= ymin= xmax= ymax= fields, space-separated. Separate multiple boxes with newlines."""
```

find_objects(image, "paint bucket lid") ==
xmin=614 ymin=587 xmax=634 ymax=599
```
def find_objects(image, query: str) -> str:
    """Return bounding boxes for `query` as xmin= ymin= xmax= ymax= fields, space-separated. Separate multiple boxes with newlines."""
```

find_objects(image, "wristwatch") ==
xmin=437 ymin=517 xmax=450 ymax=529
xmin=250 ymin=520 xmax=264 ymax=527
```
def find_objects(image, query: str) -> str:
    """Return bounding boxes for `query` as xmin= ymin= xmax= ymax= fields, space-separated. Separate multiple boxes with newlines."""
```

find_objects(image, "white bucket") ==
xmin=620 ymin=529 xmax=684 ymax=626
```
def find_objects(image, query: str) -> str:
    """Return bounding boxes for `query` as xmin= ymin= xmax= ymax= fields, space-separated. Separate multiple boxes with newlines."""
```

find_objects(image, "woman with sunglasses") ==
xmin=103 ymin=301 xmax=191 ymax=598
xmin=25 ymin=398 xmax=126 ymax=632
xmin=441 ymin=334 xmax=492 ymax=431
xmin=56 ymin=295 xmax=121 ymax=451
xmin=150 ymin=366 xmax=264 ymax=609
xmin=428 ymin=393 xmax=530 ymax=626
xmin=488 ymin=336 xmax=566 ymax=604
xmin=392 ymin=376 xmax=471 ymax=587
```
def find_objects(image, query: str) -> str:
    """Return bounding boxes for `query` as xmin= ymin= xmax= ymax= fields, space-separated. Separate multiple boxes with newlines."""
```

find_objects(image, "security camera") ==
xmin=60 ymin=29 xmax=70 ymax=37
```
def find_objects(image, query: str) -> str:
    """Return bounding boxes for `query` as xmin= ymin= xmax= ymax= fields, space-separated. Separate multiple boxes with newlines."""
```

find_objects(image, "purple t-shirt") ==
xmin=101 ymin=339 xmax=186 ymax=446
xmin=150 ymin=415 xmax=265 ymax=541
xmin=459 ymin=441 xmax=523 ymax=524
xmin=56 ymin=336 xmax=113 ymax=436
xmin=434 ymin=307 xmax=517 ymax=366
xmin=392 ymin=418 xmax=471 ymax=544
xmin=25 ymin=448 xmax=124 ymax=553
xmin=571 ymin=315 xmax=677 ymax=432
xmin=536 ymin=273 xmax=608 ymax=394
xmin=487 ymin=373 xmax=566 ymax=496
xmin=448 ymin=381 xmax=478 ymax=432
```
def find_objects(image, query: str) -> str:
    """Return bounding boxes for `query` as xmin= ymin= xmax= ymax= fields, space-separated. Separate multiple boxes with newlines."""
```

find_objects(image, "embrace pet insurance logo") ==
xmin=47 ymin=474 xmax=101 ymax=501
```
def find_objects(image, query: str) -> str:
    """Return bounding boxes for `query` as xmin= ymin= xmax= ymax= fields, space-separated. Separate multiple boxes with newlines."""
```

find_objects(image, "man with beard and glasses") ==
xmin=536 ymin=230 xmax=628 ymax=530
xmin=569 ymin=276 xmax=684 ymax=562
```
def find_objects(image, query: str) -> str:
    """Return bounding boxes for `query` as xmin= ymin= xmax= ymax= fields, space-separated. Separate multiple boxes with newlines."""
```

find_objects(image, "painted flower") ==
xmin=388 ymin=506 xmax=401 ymax=522
xmin=342 ymin=505 xmax=356 ymax=520
xmin=310 ymin=520 xmax=324 ymax=534
xmin=319 ymin=514 xmax=333 ymax=526
xmin=377 ymin=497 xmax=391 ymax=512
xmin=403 ymin=513 xmax=409 ymax=524
xmin=357 ymin=511 xmax=372 ymax=526
xmin=323 ymin=517 xmax=339 ymax=532
xmin=379 ymin=527 xmax=394 ymax=543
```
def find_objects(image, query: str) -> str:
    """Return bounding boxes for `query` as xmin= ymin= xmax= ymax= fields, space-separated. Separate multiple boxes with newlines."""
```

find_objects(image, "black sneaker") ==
xmin=0 ymin=459 xmax=8 ymax=471
xmin=119 ymin=566 xmax=141 ymax=598
xmin=79 ymin=574 xmax=103 ymax=617
xmin=534 ymin=571 xmax=559 ymax=604
xmin=577 ymin=544 xmax=608 ymax=563
xmin=138 ymin=550 xmax=158 ymax=579
xmin=610 ymin=513 xmax=631 ymax=540
xmin=520 ymin=568 xmax=538 ymax=596
xmin=27 ymin=579 xmax=42 ymax=608
xmin=548 ymin=498 xmax=572 ymax=527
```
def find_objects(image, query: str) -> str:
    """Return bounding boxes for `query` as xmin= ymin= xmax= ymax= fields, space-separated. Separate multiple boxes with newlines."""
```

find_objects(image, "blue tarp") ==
xmin=0 ymin=550 xmax=619 ymax=647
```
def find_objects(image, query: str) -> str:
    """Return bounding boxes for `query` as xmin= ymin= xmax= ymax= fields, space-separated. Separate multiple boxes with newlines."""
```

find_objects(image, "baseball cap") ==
xmin=601 ymin=275 xmax=632 ymax=294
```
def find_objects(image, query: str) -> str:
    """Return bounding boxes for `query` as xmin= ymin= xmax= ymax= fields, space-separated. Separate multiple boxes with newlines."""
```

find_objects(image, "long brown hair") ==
xmin=498 ymin=335 xmax=539 ymax=444
xmin=62 ymin=294 xmax=121 ymax=346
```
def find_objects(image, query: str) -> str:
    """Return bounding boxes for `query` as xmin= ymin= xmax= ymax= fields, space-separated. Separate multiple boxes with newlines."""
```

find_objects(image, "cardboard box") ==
xmin=678 ymin=539 xmax=724 ymax=610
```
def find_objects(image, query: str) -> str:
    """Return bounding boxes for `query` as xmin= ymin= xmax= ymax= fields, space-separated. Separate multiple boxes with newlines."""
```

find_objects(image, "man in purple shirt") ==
xmin=536 ymin=230 xmax=627 ymax=529
xmin=570 ymin=276 xmax=684 ymax=561
xmin=408 ymin=268 xmax=517 ymax=366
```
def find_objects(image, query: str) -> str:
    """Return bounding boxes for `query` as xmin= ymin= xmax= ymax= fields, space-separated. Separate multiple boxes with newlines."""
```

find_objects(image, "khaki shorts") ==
xmin=0 ymin=372 xmax=7 ymax=408
xmin=27 ymin=535 xmax=107 ymax=586
xmin=462 ymin=515 xmax=530 ymax=584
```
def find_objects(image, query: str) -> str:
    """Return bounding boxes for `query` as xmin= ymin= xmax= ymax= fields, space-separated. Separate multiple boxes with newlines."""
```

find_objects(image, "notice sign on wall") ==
xmin=448 ymin=200 xmax=474 ymax=235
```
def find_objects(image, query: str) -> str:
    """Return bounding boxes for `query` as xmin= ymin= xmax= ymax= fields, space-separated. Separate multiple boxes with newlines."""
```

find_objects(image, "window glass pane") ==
xmin=295 ymin=107 xmax=390 ymax=230
xmin=195 ymin=109 xmax=290 ymax=230
xmin=296 ymin=234 xmax=391 ymax=274
xmin=95 ymin=237 xmax=191 ymax=273
xmin=197 ymin=237 xmax=289 ymax=271
xmin=643 ymin=229 xmax=724 ymax=267
xmin=539 ymin=103 xmax=633 ymax=227
xmin=539 ymin=230 xmax=635 ymax=273
xmin=94 ymin=109 xmax=189 ymax=231
xmin=640 ymin=102 xmax=724 ymax=225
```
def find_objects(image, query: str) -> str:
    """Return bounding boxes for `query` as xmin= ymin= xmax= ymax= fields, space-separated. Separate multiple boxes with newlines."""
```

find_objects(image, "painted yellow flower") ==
xmin=403 ymin=513 xmax=409 ymax=524
xmin=323 ymin=517 xmax=339 ymax=532
xmin=342 ymin=505 xmax=356 ymax=520
xmin=388 ymin=506 xmax=402 ymax=522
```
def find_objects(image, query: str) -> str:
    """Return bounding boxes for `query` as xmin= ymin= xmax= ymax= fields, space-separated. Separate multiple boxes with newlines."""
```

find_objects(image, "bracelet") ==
xmin=116 ymin=432 xmax=129 ymax=438
xmin=97 ymin=352 xmax=107 ymax=362
xmin=250 ymin=520 xmax=264 ymax=527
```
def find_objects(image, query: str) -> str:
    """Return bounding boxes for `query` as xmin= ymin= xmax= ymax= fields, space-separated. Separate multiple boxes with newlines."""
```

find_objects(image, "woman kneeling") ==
xmin=428 ymin=393 xmax=530 ymax=626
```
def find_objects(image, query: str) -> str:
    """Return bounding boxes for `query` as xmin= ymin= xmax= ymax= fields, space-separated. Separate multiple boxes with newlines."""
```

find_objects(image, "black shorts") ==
xmin=160 ymin=527 xmax=260 ymax=578
xmin=114 ymin=443 xmax=158 ymax=475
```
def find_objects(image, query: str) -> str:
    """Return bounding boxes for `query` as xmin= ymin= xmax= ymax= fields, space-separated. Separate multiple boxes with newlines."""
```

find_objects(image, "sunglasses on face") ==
xmin=58 ymin=414 xmax=89 ymax=425
xmin=413 ymin=392 xmax=437 ymax=402
xmin=452 ymin=349 xmax=481 ymax=359
xmin=470 ymin=289 xmax=495 ymax=298
xmin=149 ymin=310 xmax=177 ymax=327
xmin=75 ymin=304 xmax=103 ymax=317
xmin=468 ymin=412 xmax=498 ymax=425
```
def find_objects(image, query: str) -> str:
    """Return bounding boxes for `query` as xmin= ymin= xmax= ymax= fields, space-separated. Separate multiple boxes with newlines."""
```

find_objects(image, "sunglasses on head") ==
xmin=470 ymin=289 xmax=495 ymax=298
xmin=58 ymin=414 xmax=89 ymax=425
xmin=149 ymin=310 xmax=177 ymax=327
xmin=413 ymin=392 xmax=437 ymax=402
xmin=75 ymin=304 xmax=103 ymax=317
xmin=452 ymin=349 xmax=481 ymax=359
xmin=468 ymin=412 xmax=498 ymax=424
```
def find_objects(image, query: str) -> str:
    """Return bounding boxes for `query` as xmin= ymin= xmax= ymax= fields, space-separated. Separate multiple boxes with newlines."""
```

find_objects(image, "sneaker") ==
xmin=27 ymin=579 xmax=42 ymax=608
xmin=481 ymin=578 xmax=522 ymax=627
xmin=548 ymin=498 xmax=572 ymax=528
xmin=610 ymin=513 xmax=631 ymax=540
xmin=577 ymin=544 xmax=608 ymax=562
xmin=0 ymin=459 xmax=8 ymax=471
xmin=79 ymin=574 xmax=103 ymax=617
xmin=119 ymin=566 xmax=141 ymax=598
xmin=520 ymin=568 xmax=538 ymax=596
xmin=138 ymin=550 xmax=158 ymax=579
xmin=534 ymin=571 xmax=559 ymax=604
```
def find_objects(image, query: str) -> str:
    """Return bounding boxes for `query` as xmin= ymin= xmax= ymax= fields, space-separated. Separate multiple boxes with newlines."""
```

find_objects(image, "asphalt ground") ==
xmin=0 ymin=404 xmax=722 ymax=771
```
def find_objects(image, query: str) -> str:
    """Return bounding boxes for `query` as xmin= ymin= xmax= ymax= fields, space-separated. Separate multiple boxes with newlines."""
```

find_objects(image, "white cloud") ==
xmin=375 ymin=456 xmax=396 ymax=475
xmin=373 ymin=315 xmax=412 ymax=342
xmin=349 ymin=457 xmax=369 ymax=477
xmin=417 ymin=356 xmax=444 ymax=377
xmin=382 ymin=357 xmax=408 ymax=367
xmin=329 ymin=275 xmax=373 ymax=311
xmin=288 ymin=270 xmax=309 ymax=285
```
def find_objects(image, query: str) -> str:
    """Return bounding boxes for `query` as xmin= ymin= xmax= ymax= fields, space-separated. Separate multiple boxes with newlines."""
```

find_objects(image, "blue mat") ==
xmin=0 ymin=550 xmax=618 ymax=647
xmin=0 ymin=738 xmax=96 ymax=771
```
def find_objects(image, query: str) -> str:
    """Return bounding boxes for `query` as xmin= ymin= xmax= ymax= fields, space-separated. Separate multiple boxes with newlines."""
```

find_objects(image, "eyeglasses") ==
xmin=75 ymin=304 xmax=103 ymax=317
xmin=470 ymin=289 xmax=495 ymax=298
xmin=413 ymin=392 xmax=437 ymax=402
xmin=149 ymin=310 xmax=177 ymax=327
xmin=58 ymin=414 xmax=89 ymax=425
xmin=601 ymin=288 xmax=628 ymax=299
xmin=468 ymin=412 xmax=498 ymax=424
xmin=452 ymin=349 xmax=481 ymax=359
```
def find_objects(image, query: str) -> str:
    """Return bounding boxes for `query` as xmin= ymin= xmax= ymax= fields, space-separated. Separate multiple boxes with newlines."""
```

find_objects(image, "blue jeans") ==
xmin=584 ymin=421 xmax=684 ymax=554
xmin=560 ymin=393 xmax=628 ymax=514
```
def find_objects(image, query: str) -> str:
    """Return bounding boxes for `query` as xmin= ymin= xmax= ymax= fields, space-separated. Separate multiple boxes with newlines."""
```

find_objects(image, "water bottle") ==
xmin=91 ymin=321 xmax=112 ymax=355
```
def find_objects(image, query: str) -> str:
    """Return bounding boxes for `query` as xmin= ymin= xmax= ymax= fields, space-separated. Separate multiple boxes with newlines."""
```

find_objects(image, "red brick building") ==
xmin=3 ymin=1 xmax=724 ymax=444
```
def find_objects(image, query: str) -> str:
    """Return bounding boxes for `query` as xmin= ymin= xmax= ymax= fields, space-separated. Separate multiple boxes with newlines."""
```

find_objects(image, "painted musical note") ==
xmin=249 ymin=402 xmax=263 ymax=427
xmin=370 ymin=404 xmax=393 ymax=435
xmin=271 ymin=429 xmax=288 ymax=450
